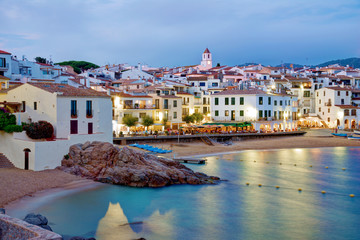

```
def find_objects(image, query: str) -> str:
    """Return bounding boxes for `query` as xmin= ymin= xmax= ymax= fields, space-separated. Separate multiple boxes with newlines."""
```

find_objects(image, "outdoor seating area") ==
xmin=129 ymin=143 xmax=172 ymax=154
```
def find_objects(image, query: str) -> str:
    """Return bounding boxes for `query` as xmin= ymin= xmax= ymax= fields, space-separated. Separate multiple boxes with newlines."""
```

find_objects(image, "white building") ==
xmin=0 ymin=83 xmax=112 ymax=170
xmin=315 ymin=86 xmax=359 ymax=129
xmin=210 ymin=89 xmax=298 ymax=131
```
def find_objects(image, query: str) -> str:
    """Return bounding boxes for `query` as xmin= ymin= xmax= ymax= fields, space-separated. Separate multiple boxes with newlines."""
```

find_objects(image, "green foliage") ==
xmin=183 ymin=115 xmax=194 ymax=124
xmin=35 ymin=57 xmax=47 ymax=64
xmin=317 ymin=57 xmax=360 ymax=68
xmin=122 ymin=115 xmax=138 ymax=127
xmin=4 ymin=125 xmax=23 ymax=133
xmin=24 ymin=121 xmax=54 ymax=139
xmin=0 ymin=110 xmax=16 ymax=130
xmin=162 ymin=117 xmax=168 ymax=126
xmin=141 ymin=115 xmax=154 ymax=127
xmin=56 ymin=60 xmax=100 ymax=73
xmin=216 ymin=63 xmax=221 ymax=67
xmin=64 ymin=154 xmax=70 ymax=160
xmin=191 ymin=113 xmax=204 ymax=124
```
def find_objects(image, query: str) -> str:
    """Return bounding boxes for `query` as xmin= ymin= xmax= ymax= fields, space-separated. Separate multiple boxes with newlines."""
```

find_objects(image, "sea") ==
xmin=8 ymin=147 xmax=360 ymax=240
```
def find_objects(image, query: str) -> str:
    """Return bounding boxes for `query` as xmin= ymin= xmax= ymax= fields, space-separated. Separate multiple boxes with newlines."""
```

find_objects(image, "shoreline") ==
xmin=3 ymin=131 xmax=360 ymax=211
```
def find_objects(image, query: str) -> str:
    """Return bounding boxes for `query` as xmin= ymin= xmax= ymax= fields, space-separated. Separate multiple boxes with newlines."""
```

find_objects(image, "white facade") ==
xmin=0 ymin=83 xmax=112 ymax=170
xmin=315 ymin=87 xmax=359 ymax=129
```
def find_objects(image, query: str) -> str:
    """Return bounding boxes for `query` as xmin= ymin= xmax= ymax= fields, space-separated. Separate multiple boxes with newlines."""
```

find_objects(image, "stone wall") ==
xmin=0 ymin=214 xmax=62 ymax=240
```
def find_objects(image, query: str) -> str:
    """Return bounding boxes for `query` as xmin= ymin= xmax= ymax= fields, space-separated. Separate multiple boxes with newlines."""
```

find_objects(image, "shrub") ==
xmin=64 ymin=154 xmax=69 ymax=160
xmin=25 ymin=121 xmax=54 ymax=139
xmin=122 ymin=115 xmax=138 ymax=128
xmin=0 ymin=111 xmax=16 ymax=130
xmin=4 ymin=125 xmax=23 ymax=133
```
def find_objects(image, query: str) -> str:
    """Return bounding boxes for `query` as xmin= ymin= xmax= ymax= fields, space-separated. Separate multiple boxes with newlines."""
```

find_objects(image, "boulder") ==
xmin=0 ymin=208 xmax=5 ymax=214
xmin=58 ymin=141 xmax=220 ymax=187
xmin=24 ymin=213 xmax=52 ymax=231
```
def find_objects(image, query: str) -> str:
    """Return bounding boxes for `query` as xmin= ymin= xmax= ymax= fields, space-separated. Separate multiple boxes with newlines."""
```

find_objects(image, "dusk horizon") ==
xmin=1 ymin=0 xmax=359 ymax=67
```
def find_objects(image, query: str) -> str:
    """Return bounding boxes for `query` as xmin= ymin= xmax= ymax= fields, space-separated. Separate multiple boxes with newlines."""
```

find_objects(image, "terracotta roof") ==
xmin=28 ymin=83 xmax=109 ymax=97
xmin=212 ymin=89 xmax=267 ymax=96
xmin=335 ymin=105 xmax=359 ymax=109
xmin=114 ymin=92 xmax=152 ymax=98
xmin=0 ymin=76 xmax=10 ymax=80
xmin=203 ymin=48 xmax=210 ymax=54
xmin=0 ymin=50 xmax=11 ymax=55
xmin=325 ymin=87 xmax=352 ymax=91
xmin=0 ymin=84 xmax=22 ymax=93
xmin=158 ymin=95 xmax=181 ymax=98
xmin=187 ymin=76 xmax=208 ymax=81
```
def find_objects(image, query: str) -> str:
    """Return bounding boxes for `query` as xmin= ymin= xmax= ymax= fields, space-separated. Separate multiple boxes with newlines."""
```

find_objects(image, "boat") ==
xmin=353 ymin=130 xmax=360 ymax=135
xmin=331 ymin=133 xmax=348 ymax=137
xmin=348 ymin=135 xmax=360 ymax=140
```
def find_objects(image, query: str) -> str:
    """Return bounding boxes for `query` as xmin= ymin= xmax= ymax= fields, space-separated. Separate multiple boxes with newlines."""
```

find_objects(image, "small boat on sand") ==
xmin=353 ymin=130 xmax=360 ymax=135
xmin=348 ymin=135 xmax=360 ymax=140
xmin=331 ymin=133 xmax=347 ymax=137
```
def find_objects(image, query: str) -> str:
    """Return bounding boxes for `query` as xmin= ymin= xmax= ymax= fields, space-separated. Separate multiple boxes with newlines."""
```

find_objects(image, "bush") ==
xmin=24 ymin=121 xmax=54 ymax=139
xmin=64 ymin=154 xmax=69 ymax=160
xmin=0 ymin=111 xmax=16 ymax=130
xmin=4 ymin=125 xmax=23 ymax=133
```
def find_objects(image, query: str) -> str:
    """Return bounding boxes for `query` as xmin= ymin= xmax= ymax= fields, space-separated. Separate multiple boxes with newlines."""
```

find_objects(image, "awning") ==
xmin=203 ymin=122 xmax=252 ymax=127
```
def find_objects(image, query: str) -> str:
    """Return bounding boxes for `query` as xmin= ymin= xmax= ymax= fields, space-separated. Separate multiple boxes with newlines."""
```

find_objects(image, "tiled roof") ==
xmin=0 ymin=76 xmax=10 ymax=80
xmin=28 ymin=83 xmax=109 ymax=97
xmin=0 ymin=50 xmax=11 ymax=55
xmin=203 ymin=48 xmax=210 ymax=54
xmin=335 ymin=105 xmax=359 ymax=109
xmin=325 ymin=86 xmax=352 ymax=91
xmin=0 ymin=84 xmax=22 ymax=93
xmin=212 ymin=89 xmax=267 ymax=96
xmin=158 ymin=95 xmax=181 ymax=98
xmin=114 ymin=92 xmax=152 ymax=98
xmin=176 ymin=92 xmax=193 ymax=95
xmin=187 ymin=76 xmax=208 ymax=81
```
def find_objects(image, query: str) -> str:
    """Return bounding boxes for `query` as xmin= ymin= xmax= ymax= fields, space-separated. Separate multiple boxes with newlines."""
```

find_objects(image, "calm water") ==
xmin=10 ymin=147 xmax=360 ymax=240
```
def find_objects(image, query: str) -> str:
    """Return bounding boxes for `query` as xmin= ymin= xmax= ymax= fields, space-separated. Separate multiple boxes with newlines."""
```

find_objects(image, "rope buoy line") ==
xmin=237 ymin=159 xmax=348 ymax=171
xmin=244 ymin=183 xmax=356 ymax=197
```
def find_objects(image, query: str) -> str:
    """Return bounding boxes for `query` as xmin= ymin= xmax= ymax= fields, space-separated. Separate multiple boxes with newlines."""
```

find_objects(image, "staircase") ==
xmin=321 ymin=120 xmax=329 ymax=128
xmin=0 ymin=153 xmax=15 ymax=168
xmin=200 ymin=136 xmax=214 ymax=146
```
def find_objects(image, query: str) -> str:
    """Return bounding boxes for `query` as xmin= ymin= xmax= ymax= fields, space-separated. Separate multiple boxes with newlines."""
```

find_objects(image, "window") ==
xmin=225 ymin=98 xmax=229 ymax=105
xmin=259 ymin=97 xmax=263 ymax=105
xmin=86 ymin=100 xmax=92 ymax=117
xmin=88 ymin=122 xmax=93 ymax=134
xmin=328 ymin=117 xmax=330 ymax=122
xmin=203 ymin=98 xmax=206 ymax=104
xmin=319 ymin=100 xmax=321 ymax=104
xmin=34 ymin=102 xmax=37 ymax=110
xmin=268 ymin=97 xmax=271 ymax=105
xmin=319 ymin=107 xmax=321 ymax=112
xmin=274 ymin=111 xmax=277 ymax=119
xmin=351 ymin=109 xmax=356 ymax=116
xmin=341 ymin=99 xmax=344 ymax=105
xmin=346 ymin=91 xmax=349 ymax=96
xmin=70 ymin=120 xmax=78 ymax=134
xmin=0 ymin=57 xmax=6 ymax=68
xmin=280 ymin=100 xmax=283 ymax=106
xmin=344 ymin=109 xmax=349 ymax=116
xmin=164 ymin=99 xmax=168 ymax=109
xmin=231 ymin=97 xmax=235 ymax=105
xmin=240 ymin=110 xmax=244 ymax=116
xmin=274 ymin=100 xmax=277 ymax=106
xmin=71 ymin=100 xmax=77 ymax=117
xmin=259 ymin=110 xmax=263 ymax=118
xmin=288 ymin=100 xmax=291 ymax=105
xmin=240 ymin=97 xmax=244 ymax=105
xmin=268 ymin=110 xmax=271 ymax=117
xmin=215 ymin=110 xmax=219 ymax=116
xmin=139 ymin=113 xmax=146 ymax=118
xmin=173 ymin=112 xmax=177 ymax=119
xmin=338 ymin=91 xmax=340 ymax=96
xmin=317 ymin=92 xmax=319 ymax=97
xmin=173 ymin=100 xmax=177 ymax=108
xmin=199 ymin=82 xmax=206 ymax=87
xmin=324 ymin=91 xmax=326 ymax=96
xmin=215 ymin=98 xmax=219 ymax=105
xmin=304 ymin=91 xmax=310 ymax=97
xmin=155 ymin=99 xmax=160 ymax=109
xmin=328 ymin=108 xmax=330 ymax=113
xmin=265 ymin=110 xmax=268 ymax=118
xmin=225 ymin=110 xmax=229 ymax=116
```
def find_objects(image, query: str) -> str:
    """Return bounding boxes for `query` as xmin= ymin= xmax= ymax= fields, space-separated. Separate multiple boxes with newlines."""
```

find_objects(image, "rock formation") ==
xmin=23 ymin=213 xmax=52 ymax=231
xmin=58 ymin=141 xmax=220 ymax=187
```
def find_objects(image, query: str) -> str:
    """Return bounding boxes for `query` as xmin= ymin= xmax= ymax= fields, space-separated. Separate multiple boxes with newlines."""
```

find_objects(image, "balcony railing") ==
xmin=324 ymin=102 xmax=332 ymax=106
xmin=124 ymin=105 xmax=154 ymax=109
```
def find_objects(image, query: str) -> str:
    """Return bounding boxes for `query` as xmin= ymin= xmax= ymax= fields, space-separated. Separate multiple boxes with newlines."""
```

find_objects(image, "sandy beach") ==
xmin=149 ymin=135 xmax=360 ymax=157
xmin=2 ymin=129 xmax=360 ymax=208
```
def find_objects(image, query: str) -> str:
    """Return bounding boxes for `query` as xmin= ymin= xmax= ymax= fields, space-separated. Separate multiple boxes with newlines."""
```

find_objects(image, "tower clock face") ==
xmin=207 ymin=61 xmax=211 ymax=64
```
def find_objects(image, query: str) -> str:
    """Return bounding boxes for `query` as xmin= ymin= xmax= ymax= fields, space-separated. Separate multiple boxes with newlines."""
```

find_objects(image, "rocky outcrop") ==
xmin=24 ymin=213 xmax=52 ymax=231
xmin=58 ymin=141 xmax=220 ymax=187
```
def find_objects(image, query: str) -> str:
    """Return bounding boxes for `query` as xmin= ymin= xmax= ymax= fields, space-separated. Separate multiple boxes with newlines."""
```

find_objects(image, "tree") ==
xmin=122 ymin=115 xmax=138 ymax=128
xmin=35 ymin=57 xmax=47 ymax=64
xmin=183 ymin=115 xmax=194 ymax=124
xmin=141 ymin=115 xmax=154 ymax=129
xmin=162 ymin=117 xmax=168 ymax=127
xmin=216 ymin=63 xmax=221 ymax=67
xmin=56 ymin=60 xmax=100 ymax=73
xmin=0 ymin=109 xmax=16 ymax=130
xmin=191 ymin=113 xmax=204 ymax=124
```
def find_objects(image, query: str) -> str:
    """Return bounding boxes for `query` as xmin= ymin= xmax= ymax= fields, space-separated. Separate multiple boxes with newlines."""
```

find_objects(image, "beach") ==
xmin=2 ymin=130 xmax=360 ymax=208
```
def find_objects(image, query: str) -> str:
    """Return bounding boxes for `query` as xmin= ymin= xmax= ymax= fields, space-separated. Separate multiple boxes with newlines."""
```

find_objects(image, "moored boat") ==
xmin=331 ymin=133 xmax=347 ymax=137
xmin=353 ymin=130 xmax=360 ymax=135
xmin=348 ymin=135 xmax=360 ymax=140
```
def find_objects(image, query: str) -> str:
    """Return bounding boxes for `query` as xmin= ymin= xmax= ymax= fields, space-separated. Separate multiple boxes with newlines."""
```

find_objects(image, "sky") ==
xmin=1 ymin=0 xmax=360 ymax=67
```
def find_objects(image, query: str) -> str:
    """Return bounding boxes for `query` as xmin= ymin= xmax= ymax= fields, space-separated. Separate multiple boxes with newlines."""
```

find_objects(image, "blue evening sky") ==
xmin=0 ymin=0 xmax=359 ymax=67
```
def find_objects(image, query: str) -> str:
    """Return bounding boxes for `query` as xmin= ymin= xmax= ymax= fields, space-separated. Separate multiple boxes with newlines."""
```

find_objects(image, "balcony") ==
xmin=0 ymin=63 xmax=9 ymax=71
xmin=324 ymin=102 xmax=332 ymax=106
